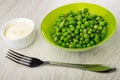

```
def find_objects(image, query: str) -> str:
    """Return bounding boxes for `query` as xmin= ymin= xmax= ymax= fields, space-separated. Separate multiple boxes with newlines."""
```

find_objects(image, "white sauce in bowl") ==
xmin=4 ymin=22 xmax=33 ymax=40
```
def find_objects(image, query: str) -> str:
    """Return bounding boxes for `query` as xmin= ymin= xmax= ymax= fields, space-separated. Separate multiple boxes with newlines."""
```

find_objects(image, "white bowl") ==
xmin=1 ymin=18 xmax=36 ymax=49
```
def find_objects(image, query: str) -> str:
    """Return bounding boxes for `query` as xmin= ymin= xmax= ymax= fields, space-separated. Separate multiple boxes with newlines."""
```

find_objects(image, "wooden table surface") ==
xmin=0 ymin=0 xmax=120 ymax=80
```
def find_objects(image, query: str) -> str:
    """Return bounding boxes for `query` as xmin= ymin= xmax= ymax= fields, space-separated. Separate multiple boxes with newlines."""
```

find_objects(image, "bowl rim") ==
xmin=41 ymin=2 xmax=116 ymax=51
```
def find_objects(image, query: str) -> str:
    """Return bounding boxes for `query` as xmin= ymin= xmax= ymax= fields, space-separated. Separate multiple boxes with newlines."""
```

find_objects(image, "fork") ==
xmin=6 ymin=49 xmax=116 ymax=73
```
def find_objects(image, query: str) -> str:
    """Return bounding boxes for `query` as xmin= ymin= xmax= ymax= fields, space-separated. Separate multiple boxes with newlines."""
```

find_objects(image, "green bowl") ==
xmin=41 ymin=3 xmax=116 ymax=52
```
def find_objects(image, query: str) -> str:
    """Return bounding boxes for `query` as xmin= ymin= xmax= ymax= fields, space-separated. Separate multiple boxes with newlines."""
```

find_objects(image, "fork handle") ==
xmin=45 ymin=61 xmax=116 ymax=73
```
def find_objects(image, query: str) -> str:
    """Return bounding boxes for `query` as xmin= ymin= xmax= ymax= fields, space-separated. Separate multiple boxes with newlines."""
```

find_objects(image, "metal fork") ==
xmin=6 ymin=49 xmax=116 ymax=73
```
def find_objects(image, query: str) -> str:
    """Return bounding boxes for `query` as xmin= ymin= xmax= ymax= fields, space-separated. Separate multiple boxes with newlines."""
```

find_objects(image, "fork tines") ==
xmin=6 ymin=49 xmax=32 ymax=66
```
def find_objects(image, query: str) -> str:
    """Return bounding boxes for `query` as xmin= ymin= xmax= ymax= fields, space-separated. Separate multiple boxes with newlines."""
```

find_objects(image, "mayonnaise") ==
xmin=4 ymin=22 xmax=33 ymax=40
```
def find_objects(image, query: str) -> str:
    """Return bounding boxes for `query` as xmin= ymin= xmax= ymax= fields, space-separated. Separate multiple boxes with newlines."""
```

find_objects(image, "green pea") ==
xmin=53 ymin=37 xmax=58 ymax=42
xmin=69 ymin=25 xmax=74 ymax=29
xmin=87 ymin=43 xmax=91 ymax=47
xmin=90 ymin=34 xmax=95 ymax=38
xmin=69 ymin=20 xmax=75 ymax=25
xmin=67 ymin=28 xmax=72 ymax=33
xmin=89 ymin=21 xmax=94 ymax=25
xmin=82 ymin=18 xmax=87 ymax=22
xmin=56 ymin=27 xmax=60 ymax=32
xmin=83 ymin=8 xmax=88 ymax=13
xmin=85 ymin=15 xmax=89 ymax=20
xmin=75 ymin=35 xmax=80 ymax=39
xmin=71 ymin=33 xmax=75 ymax=37
xmin=81 ymin=24 xmax=86 ymax=29
xmin=67 ymin=17 xmax=73 ymax=21
xmin=90 ymin=41 xmax=95 ymax=46
xmin=85 ymin=38 xmax=89 ymax=43
xmin=63 ymin=32 xmax=69 ymax=36
xmin=82 ymin=44 xmax=86 ymax=48
xmin=98 ymin=26 xmax=103 ymax=30
xmin=83 ymin=29 xmax=87 ymax=33
xmin=59 ymin=21 xmax=65 ymax=28
xmin=87 ymin=30 xmax=92 ymax=34
xmin=73 ymin=39 xmax=79 ymax=43
xmin=77 ymin=21 xmax=82 ymax=25
xmin=96 ymin=16 xmax=101 ymax=20
xmin=61 ymin=43 xmax=66 ymax=47
xmin=96 ymin=30 xmax=100 ymax=34
xmin=100 ymin=27 xmax=107 ymax=39
xmin=57 ymin=40 xmax=62 ymax=45
xmin=79 ymin=41 xmax=83 ymax=45
xmin=82 ymin=13 xmax=85 ymax=18
xmin=66 ymin=42 xmax=69 ymax=47
xmin=77 ymin=44 xmax=82 ymax=48
xmin=77 ymin=10 xmax=82 ymax=14
xmin=80 ymin=37 xmax=84 ymax=41
xmin=56 ymin=32 xmax=62 ymax=37
xmin=68 ymin=11 xmax=73 ymax=15
xmin=94 ymin=34 xmax=100 ymax=43
xmin=94 ymin=20 xmax=98 ymax=25
xmin=88 ymin=14 xmax=95 ymax=19
xmin=51 ymin=29 xmax=56 ymax=35
xmin=76 ymin=15 xmax=82 ymax=20
xmin=84 ymin=21 xmax=89 ymax=27
xmin=60 ymin=36 xmax=65 ymax=41
xmin=80 ymin=33 xmax=84 ymax=37
xmin=64 ymin=37 xmax=69 ymax=42
xmin=62 ymin=28 xmax=66 ymax=32
xmin=59 ymin=13 xmax=65 ymax=17
xmin=66 ymin=34 xmax=71 ymax=39
xmin=65 ymin=21 xmax=69 ymax=26
xmin=94 ymin=25 xmax=98 ymax=29
xmin=76 ymin=25 xmax=81 ymax=29
xmin=75 ymin=29 xmax=79 ymax=34
xmin=100 ymin=22 xmax=105 ymax=26
xmin=104 ymin=21 xmax=108 ymax=26
xmin=84 ymin=33 xmax=89 ymax=38
xmin=69 ymin=42 xmax=76 ymax=48
xmin=80 ymin=29 xmax=83 ymax=32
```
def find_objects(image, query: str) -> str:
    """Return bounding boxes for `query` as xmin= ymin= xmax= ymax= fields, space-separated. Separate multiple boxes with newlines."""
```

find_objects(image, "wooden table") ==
xmin=0 ymin=0 xmax=120 ymax=80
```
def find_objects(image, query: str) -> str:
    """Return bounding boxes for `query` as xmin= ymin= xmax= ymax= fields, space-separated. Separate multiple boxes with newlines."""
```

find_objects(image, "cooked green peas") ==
xmin=90 ymin=41 xmax=95 ymax=45
xmin=76 ymin=25 xmax=81 ymax=29
xmin=51 ymin=8 xmax=108 ymax=48
xmin=83 ymin=8 xmax=88 ymax=13
xmin=98 ymin=26 xmax=103 ymax=30
xmin=94 ymin=25 xmax=98 ymax=29
xmin=80 ymin=37 xmax=84 ymax=41
xmin=64 ymin=37 xmax=69 ymax=42
xmin=84 ymin=33 xmax=89 ymax=38
xmin=60 ymin=36 xmax=65 ymax=41
xmin=81 ymin=24 xmax=86 ymax=29
xmin=73 ymin=39 xmax=79 ymax=43
xmin=71 ymin=33 xmax=75 ymax=37
xmin=77 ymin=21 xmax=82 ymax=25
xmin=100 ymin=27 xmax=107 ymax=40
xmin=57 ymin=40 xmax=62 ymax=45
xmin=100 ymin=22 xmax=105 ymax=26
xmin=75 ymin=29 xmax=79 ymax=34
xmin=75 ymin=35 xmax=80 ymax=39
xmin=77 ymin=44 xmax=82 ymax=48
xmin=76 ymin=15 xmax=82 ymax=20
xmin=85 ymin=38 xmax=89 ymax=43
xmin=84 ymin=21 xmax=89 ymax=27
xmin=94 ymin=34 xmax=100 ymax=43
xmin=53 ymin=37 xmax=58 ymax=42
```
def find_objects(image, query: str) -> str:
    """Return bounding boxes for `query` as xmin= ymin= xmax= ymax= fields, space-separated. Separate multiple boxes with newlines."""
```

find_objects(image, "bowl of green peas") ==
xmin=41 ymin=3 xmax=116 ymax=51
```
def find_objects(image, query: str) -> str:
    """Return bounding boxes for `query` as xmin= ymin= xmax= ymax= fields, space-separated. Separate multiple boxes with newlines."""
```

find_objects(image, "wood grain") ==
xmin=0 ymin=0 xmax=120 ymax=80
